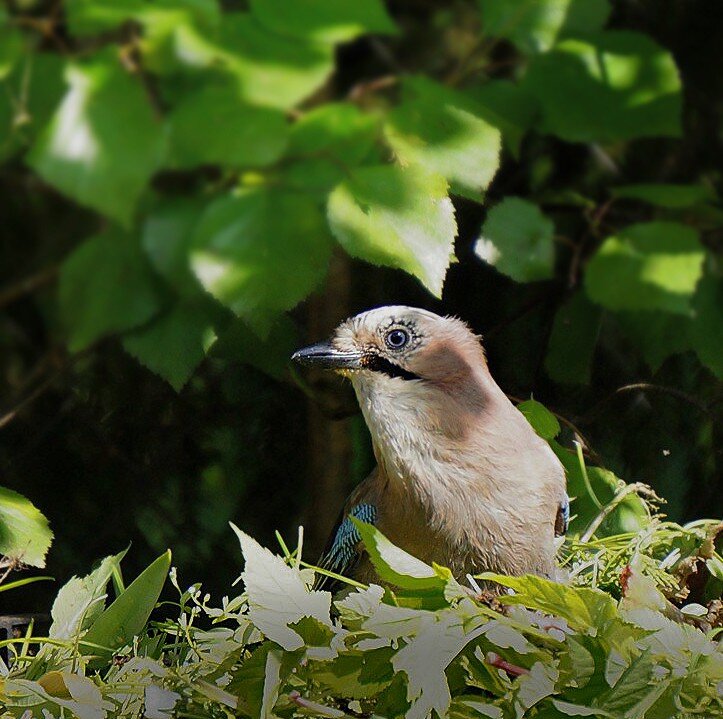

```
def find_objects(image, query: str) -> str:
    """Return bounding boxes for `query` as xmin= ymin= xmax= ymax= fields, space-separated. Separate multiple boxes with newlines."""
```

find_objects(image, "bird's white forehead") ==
xmin=347 ymin=305 xmax=441 ymax=330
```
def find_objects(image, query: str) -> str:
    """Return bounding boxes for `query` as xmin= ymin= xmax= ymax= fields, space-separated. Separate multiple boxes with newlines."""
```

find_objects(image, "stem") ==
xmin=575 ymin=440 xmax=603 ymax=510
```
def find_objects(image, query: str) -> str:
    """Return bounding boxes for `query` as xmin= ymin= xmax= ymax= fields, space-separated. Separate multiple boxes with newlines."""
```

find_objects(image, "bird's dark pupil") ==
xmin=388 ymin=330 xmax=407 ymax=348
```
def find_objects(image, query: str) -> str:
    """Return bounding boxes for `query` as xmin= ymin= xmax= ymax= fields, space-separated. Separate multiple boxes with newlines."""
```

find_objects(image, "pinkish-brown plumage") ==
xmin=293 ymin=306 xmax=568 ymax=588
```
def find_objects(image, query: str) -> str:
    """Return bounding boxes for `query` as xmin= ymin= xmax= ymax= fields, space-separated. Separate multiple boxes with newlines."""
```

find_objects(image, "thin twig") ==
xmin=0 ymin=266 xmax=58 ymax=310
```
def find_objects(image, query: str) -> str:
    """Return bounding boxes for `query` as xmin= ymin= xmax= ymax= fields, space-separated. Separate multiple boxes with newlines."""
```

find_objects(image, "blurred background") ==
xmin=0 ymin=0 xmax=721 ymax=611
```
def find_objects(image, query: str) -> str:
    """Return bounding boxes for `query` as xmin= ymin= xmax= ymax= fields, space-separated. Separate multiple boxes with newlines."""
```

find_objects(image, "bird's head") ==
xmin=292 ymin=306 xmax=491 ymax=425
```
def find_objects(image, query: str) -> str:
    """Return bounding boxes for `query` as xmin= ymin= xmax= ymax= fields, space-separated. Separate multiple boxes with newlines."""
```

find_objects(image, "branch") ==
xmin=0 ymin=266 xmax=58 ymax=310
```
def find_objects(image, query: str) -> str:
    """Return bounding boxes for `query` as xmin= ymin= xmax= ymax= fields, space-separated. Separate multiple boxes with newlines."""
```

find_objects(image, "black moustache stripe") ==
xmin=362 ymin=354 xmax=421 ymax=381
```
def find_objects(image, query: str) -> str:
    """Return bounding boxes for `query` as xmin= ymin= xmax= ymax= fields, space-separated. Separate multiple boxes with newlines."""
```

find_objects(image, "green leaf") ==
xmin=327 ymin=165 xmax=457 ymax=297
xmin=141 ymin=199 xmax=205 ymax=295
xmin=475 ymin=197 xmax=555 ymax=282
xmin=551 ymin=442 xmax=649 ymax=535
xmin=545 ymin=293 xmax=601 ymax=384
xmin=59 ymin=229 xmax=164 ymax=352
xmin=49 ymin=550 xmax=127 ymax=640
xmin=28 ymin=51 xmax=165 ymax=224
xmin=190 ymin=187 xmax=332 ymax=335
xmin=351 ymin=518 xmax=446 ymax=591
xmin=82 ymin=550 xmax=171 ymax=666
xmin=522 ymin=31 xmax=682 ymax=142
xmin=690 ymin=272 xmax=723 ymax=379
xmin=122 ymin=301 xmax=218 ymax=391
xmin=0 ymin=485 xmax=53 ymax=568
xmin=230 ymin=523 xmax=333 ymax=651
xmin=211 ymin=314 xmax=299 ymax=381
xmin=612 ymin=184 xmax=716 ymax=209
xmin=385 ymin=77 xmax=501 ymax=198
xmin=585 ymin=222 xmax=704 ymax=315
xmin=480 ymin=0 xmax=610 ymax=54
xmin=465 ymin=80 xmax=539 ymax=156
xmin=393 ymin=611 xmax=478 ymax=719
xmin=0 ymin=52 xmax=66 ymax=161
xmin=284 ymin=103 xmax=380 ymax=194
xmin=477 ymin=573 xmax=618 ymax=633
xmin=184 ymin=13 xmax=335 ymax=110
xmin=249 ymin=0 xmax=396 ymax=44
xmin=167 ymin=82 xmax=288 ymax=169
xmin=65 ymin=0 xmax=220 ymax=37
xmin=614 ymin=311 xmax=693 ymax=371
xmin=517 ymin=399 xmax=560 ymax=440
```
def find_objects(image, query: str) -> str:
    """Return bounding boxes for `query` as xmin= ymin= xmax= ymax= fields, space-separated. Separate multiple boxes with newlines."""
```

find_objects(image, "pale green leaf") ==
xmin=28 ymin=52 xmax=165 ymax=224
xmin=480 ymin=0 xmax=610 ymax=54
xmin=545 ymin=293 xmax=601 ymax=384
xmin=385 ymin=77 xmax=501 ymax=198
xmin=167 ymin=82 xmax=288 ymax=169
xmin=0 ymin=485 xmax=53 ymax=568
xmin=477 ymin=573 xmax=618 ymax=632
xmin=60 ymin=229 xmax=164 ymax=351
xmin=351 ymin=518 xmax=446 ymax=591
xmin=179 ymin=14 xmax=334 ymax=110
xmin=82 ymin=550 xmax=171 ymax=666
xmin=122 ymin=301 xmax=218 ymax=391
xmin=393 ymin=611 xmax=479 ymax=719
xmin=517 ymin=399 xmax=560 ymax=440
xmin=231 ymin=523 xmax=333 ymax=651
xmin=612 ymin=184 xmax=716 ymax=209
xmin=585 ymin=222 xmax=704 ymax=315
xmin=49 ymin=550 xmax=127 ymax=640
xmin=522 ymin=31 xmax=682 ymax=142
xmin=475 ymin=197 xmax=555 ymax=282
xmin=190 ymin=187 xmax=332 ymax=335
xmin=249 ymin=0 xmax=397 ymax=44
xmin=327 ymin=164 xmax=457 ymax=297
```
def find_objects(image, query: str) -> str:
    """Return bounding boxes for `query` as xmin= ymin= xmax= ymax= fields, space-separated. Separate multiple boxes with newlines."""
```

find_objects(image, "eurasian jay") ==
xmin=293 ymin=306 xmax=569 ymax=589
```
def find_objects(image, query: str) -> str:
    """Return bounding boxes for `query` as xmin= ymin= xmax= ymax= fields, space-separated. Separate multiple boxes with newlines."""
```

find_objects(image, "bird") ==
xmin=292 ymin=306 xmax=569 ymax=590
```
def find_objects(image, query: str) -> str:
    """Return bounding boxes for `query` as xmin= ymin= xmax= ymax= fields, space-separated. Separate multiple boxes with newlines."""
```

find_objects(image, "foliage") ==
xmin=1 ymin=505 xmax=721 ymax=719
xmin=2 ymin=400 xmax=721 ymax=718
xmin=0 ymin=0 xmax=719 ymax=389
xmin=0 ymin=0 xmax=721 ymax=656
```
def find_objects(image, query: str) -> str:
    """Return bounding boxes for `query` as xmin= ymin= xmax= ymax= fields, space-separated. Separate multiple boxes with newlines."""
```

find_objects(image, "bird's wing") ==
xmin=555 ymin=495 xmax=570 ymax=537
xmin=314 ymin=502 xmax=377 ymax=591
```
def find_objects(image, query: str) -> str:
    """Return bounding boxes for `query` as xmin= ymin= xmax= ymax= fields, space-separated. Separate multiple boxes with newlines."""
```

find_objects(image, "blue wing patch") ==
xmin=315 ymin=503 xmax=377 ymax=590
xmin=555 ymin=495 xmax=570 ymax=537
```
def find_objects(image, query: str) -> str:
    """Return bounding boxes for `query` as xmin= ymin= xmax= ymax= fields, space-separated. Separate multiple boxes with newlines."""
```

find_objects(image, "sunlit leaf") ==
xmin=82 ymin=550 xmax=171 ymax=666
xmin=190 ymin=186 xmax=332 ymax=335
xmin=28 ymin=51 xmax=165 ymax=224
xmin=518 ymin=399 xmax=560 ymax=440
xmin=480 ymin=0 xmax=610 ymax=53
xmin=167 ymin=81 xmax=289 ymax=169
xmin=522 ymin=31 xmax=682 ymax=142
xmin=585 ymin=222 xmax=704 ymax=315
xmin=385 ymin=77 xmax=501 ymax=198
xmin=475 ymin=197 xmax=555 ymax=282
xmin=0 ymin=485 xmax=53 ymax=568
xmin=328 ymin=164 xmax=457 ymax=297
xmin=231 ymin=523 xmax=333 ymax=651
xmin=249 ymin=0 xmax=396 ymax=44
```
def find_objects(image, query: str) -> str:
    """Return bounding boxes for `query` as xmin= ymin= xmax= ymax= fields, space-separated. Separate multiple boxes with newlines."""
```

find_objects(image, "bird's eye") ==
xmin=385 ymin=328 xmax=409 ymax=350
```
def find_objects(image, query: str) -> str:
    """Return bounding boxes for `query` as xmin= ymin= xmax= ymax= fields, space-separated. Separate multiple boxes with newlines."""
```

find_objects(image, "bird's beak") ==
xmin=291 ymin=342 xmax=363 ymax=370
